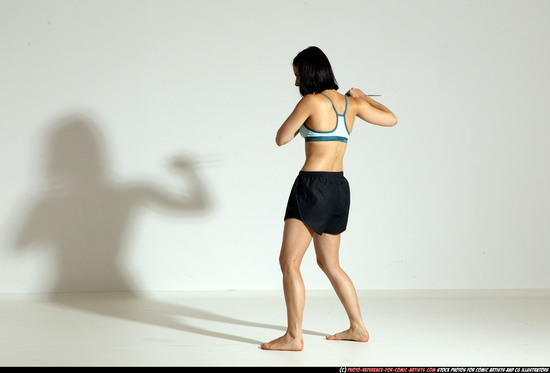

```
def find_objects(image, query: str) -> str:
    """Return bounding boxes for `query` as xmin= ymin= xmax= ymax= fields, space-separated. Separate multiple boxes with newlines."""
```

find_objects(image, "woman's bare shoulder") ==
xmin=296 ymin=93 xmax=324 ymax=110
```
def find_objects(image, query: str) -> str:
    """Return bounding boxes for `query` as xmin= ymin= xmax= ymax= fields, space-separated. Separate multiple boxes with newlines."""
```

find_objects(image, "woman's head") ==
xmin=292 ymin=46 xmax=339 ymax=96
xmin=45 ymin=114 xmax=107 ymax=185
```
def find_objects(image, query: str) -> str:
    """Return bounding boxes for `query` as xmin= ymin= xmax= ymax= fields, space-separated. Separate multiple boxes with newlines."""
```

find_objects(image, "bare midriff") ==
xmin=301 ymin=141 xmax=347 ymax=172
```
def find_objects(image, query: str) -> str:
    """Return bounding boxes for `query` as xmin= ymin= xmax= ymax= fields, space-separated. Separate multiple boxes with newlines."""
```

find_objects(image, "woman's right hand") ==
xmin=345 ymin=88 xmax=365 ymax=98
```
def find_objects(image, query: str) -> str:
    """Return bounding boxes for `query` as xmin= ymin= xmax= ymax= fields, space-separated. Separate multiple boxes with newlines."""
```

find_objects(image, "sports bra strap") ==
xmin=320 ymin=92 xmax=347 ymax=115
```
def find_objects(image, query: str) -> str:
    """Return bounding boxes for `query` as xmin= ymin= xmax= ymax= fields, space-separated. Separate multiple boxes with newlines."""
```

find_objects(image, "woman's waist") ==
xmin=298 ymin=170 xmax=344 ymax=178
xmin=301 ymin=158 xmax=344 ymax=173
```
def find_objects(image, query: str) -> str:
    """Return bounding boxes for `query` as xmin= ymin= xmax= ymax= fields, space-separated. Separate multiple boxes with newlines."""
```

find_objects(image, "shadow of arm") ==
xmin=138 ymin=156 xmax=210 ymax=213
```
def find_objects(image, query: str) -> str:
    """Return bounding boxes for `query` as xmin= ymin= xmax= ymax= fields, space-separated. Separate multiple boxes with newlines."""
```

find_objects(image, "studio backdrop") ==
xmin=1 ymin=0 xmax=549 ymax=293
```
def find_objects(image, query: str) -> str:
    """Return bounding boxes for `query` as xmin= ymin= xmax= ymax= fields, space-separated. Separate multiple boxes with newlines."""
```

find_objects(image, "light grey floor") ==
xmin=1 ymin=289 xmax=549 ymax=367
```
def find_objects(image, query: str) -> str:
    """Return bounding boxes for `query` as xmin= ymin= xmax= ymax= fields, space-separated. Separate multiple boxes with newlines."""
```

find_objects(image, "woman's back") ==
xmin=301 ymin=90 xmax=357 ymax=172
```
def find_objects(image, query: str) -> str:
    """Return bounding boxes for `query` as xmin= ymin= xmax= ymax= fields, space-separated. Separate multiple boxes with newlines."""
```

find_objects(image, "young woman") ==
xmin=261 ymin=46 xmax=397 ymax=351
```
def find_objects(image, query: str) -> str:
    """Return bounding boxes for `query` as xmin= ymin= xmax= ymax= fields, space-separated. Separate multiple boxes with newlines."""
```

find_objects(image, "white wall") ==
xmin=1 ymin=0 xmax=549 ymax=293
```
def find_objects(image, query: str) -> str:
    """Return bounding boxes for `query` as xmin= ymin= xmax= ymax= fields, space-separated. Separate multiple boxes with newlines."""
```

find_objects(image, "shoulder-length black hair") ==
xmin=293 ymin=46 xmax=339 ymax=96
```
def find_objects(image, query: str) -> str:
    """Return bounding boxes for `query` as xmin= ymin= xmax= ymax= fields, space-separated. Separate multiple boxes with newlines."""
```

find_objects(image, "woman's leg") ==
xmin=261 ymin=218 xmax=313 ymax=351
xmin=313 ymin=233 xmax=369 ymax=342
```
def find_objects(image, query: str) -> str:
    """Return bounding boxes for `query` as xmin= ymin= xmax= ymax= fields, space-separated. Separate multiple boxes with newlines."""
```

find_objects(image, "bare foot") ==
xmin=326 ymin=328 xmax=369 ymax=342
xmin=261 ymin=333 xmax=304 ymax=351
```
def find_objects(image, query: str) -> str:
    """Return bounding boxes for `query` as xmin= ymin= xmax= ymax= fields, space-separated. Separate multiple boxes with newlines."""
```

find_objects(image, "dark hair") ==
xmin=293 ymin=46 xmax=339 ymax=96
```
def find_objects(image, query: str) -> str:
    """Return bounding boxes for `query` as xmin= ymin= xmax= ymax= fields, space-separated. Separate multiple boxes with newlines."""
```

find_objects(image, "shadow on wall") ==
xmin=13 ymin=113 xmax=210 ymax=293
xmin=12 ymin=113 xmax=324 ymax=345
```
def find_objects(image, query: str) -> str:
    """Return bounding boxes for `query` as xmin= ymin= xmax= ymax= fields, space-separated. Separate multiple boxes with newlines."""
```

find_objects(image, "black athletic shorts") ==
xmin=284 ymin=171 xmax=351 ymax=235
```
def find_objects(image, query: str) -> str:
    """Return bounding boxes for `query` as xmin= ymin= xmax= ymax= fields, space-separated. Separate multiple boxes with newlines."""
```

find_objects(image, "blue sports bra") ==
xmin=299 ymin=92 xmax=350 ymax=143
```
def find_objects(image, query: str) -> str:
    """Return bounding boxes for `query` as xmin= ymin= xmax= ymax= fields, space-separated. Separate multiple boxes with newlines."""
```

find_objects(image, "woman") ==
xmin=261 ymin=46 xmax=397 ymax=351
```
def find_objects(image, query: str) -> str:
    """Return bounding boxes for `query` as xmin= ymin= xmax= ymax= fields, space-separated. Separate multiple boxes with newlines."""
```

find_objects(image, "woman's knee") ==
xmin=316 ymin=256 xmax=340 ymax=275
xmin=279 ymin=255 xmax=302 ymax=274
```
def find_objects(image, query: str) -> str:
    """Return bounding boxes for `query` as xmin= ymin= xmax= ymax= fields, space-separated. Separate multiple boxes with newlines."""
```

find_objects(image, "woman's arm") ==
xmin=347 ymin=88 xmax=397 ymax=127
xmin=276 ymin=95 xmax=315 ymax=146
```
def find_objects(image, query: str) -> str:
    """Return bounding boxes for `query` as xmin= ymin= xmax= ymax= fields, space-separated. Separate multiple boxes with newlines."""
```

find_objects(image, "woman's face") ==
xmin=293 ymin=65 xmax=300 ymax=87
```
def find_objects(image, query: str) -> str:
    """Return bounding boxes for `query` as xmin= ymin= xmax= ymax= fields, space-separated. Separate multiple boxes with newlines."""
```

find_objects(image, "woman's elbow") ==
xmin=276 ymin=137 xmax=288 ymax=146
xmin=385 ymin=114 xmax=397 ymax=127
xmin=275 ymin=132 xmax=290 ymax=146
